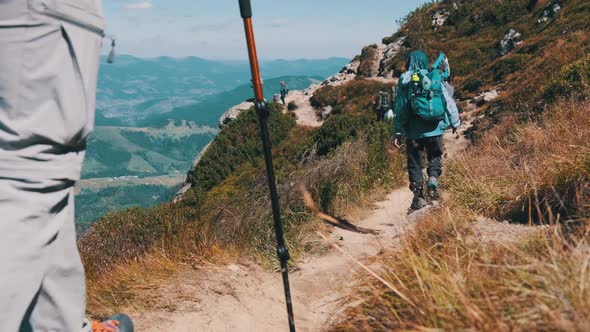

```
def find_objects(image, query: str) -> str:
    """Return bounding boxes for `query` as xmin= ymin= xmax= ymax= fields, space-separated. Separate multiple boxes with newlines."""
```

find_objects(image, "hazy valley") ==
xmin=76 ymin=56 xmax=349 ymax=231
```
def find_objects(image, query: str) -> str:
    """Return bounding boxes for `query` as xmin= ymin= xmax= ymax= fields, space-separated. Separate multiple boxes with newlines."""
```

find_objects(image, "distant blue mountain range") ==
xmin=96 ymin=55 xmax=348 ymax=126
xmin=84 ymin=56 xmax=350 ymax=179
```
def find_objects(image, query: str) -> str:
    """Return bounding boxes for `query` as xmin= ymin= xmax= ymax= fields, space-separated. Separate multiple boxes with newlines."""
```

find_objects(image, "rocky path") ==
xmin=285 ymin=89 xmax=323 ymax=128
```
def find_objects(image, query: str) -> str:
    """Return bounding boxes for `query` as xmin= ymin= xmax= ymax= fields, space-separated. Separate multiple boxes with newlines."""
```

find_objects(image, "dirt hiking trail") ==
xmin=135 ymin=188 xmax=413 ymax=332
xmin=134 ymin=105 xmax=538 ymax=331
xmin=285 ymin=89 xmax=323 ymax=127
xmin=135 ymin=133 xmax=459 ymax=331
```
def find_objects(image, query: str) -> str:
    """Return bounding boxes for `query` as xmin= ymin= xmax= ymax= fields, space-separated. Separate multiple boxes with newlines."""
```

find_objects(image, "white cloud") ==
xmin=125 ymin=2 xmax=153 ymax=9
xmin=269 ymin=19 xmax=288 ymax=28
xmin=189 ymin=20 xmax=234 ymax=32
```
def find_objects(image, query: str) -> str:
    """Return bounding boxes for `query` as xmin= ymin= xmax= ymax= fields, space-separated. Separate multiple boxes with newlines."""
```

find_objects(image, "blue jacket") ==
xmin=393 ymin=51 xmax=460 ymax=140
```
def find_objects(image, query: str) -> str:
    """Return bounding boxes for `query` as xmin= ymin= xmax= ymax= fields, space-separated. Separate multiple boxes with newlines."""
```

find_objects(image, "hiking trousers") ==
xmin=0 ymin=1 xmax=103 ymax=331
xmin=0 ymin=179 xmax=84 ymax=332
xmin=406 ymin=136 xmax=443 ymax=186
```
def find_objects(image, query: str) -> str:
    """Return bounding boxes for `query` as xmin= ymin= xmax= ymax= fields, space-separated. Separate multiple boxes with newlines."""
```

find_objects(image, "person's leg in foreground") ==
xmin=0 ymin=1 xmax=103 ymax=330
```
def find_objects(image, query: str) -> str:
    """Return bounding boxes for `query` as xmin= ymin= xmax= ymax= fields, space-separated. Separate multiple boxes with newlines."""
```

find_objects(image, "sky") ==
xmin=102 ymin=0 xmax=430 ymax=60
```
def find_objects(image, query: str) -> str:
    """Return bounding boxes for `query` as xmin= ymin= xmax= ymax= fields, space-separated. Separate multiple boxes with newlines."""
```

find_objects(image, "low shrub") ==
xmin=492 ymin=54 xmax=532 ymax=82
xmin=462 ymin=77 xmax=483 ymax=92
xmin=543 ymin=55 xmax=590 ymax=102
xmin=287 ymin=101 xmax=298 ymax=111
xmin=188 ymin=103 xmax=295 ymax=191
xmin=314 ymin=114 xmax=372 ymax=156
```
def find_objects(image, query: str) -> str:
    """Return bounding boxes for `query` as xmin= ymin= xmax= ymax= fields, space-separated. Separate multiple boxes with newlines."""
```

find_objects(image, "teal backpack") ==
xmin=408 ymin=69 xmax=446 ymax=121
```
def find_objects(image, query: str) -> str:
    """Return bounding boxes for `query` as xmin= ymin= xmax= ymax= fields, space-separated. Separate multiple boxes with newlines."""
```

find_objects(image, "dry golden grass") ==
xmin=82 ymin=124 xmax=405 ymax=316
xmin=331 ymin=97 xmax=590 ymax=331
xmin=85 ymin=245 xmax=239 ymax=318
xmin=85 ymin=251 xmax=179 ymax=317
xmin=334 ymin=207 xmax=590 ymax=331
xmin=446 ymin=100 xmax=590 ymax=223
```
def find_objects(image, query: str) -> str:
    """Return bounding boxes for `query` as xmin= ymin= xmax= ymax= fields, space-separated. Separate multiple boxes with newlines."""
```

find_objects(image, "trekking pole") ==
xmin=237 ymin=1 xmax=296 ymax=331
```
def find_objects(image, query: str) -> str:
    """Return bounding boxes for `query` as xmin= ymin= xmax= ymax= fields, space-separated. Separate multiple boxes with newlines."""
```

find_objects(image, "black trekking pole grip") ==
xmin=239 ymin=0 xmax=252 ymax=18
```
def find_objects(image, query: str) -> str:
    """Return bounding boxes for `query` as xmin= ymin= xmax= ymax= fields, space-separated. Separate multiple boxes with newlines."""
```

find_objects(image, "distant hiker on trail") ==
xmin=384 ymin=86 xmax=396 ymax=121
xmin=393 ymin=50 xmax=461 ymax=212
xmin=280 ymin=81 xmax=289 ymax=105
xmin=375 ymin=89 xmax=392 ymax=121
xmin=0 ymin=1 xmax=131 ymax=331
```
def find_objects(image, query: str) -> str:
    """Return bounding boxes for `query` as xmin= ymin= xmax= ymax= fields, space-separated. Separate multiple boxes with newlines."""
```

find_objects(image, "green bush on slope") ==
xmin=188 ymin=103 xmax=296 ymax=191
xmin=543 ymin=55 xmax=590 ymax=102
xmin=314 ymin=114 xmax=372 ymax=156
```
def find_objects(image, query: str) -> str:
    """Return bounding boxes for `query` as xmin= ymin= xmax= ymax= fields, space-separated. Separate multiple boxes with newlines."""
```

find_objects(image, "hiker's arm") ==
xmin=393 ymin=85 xmax=408 ymax=137
xmin=442 ymin=85 xmax=461 ymax=129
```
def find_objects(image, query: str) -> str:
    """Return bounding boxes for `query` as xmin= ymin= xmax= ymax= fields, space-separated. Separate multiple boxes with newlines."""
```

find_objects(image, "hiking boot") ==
xmin=86 ymin=314 xmax=134 ymax=332
xmin=92 ymin=319 xmax=120 ymax=332
xmin=411 ymin=196 xmax=428 ymax=211
xmin=427 ymin=176 xmax=440 ymax=201
xmin=410 ymin=184 xmax=428 ymax=211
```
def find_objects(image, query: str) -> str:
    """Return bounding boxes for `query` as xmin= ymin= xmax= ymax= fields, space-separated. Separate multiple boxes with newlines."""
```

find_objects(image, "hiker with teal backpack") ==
xmin=393 ymin=50 xmax=461 ymax=212
xmin=375 ymin=89 xmax=392 ymax=121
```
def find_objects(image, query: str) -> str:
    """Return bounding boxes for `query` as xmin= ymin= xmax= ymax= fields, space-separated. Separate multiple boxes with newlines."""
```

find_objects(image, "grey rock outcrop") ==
xmin=538 ymin=2 xmax=561 ymax=24
xmin=498 ymin=29 xmax=523 ymax=56
xmin=473 ymin=89 xmax=500 ymax=105
xmin=173 ymin=141 xmax=213 ymax=204
xmin=320 ymin=105 xmax=333 ymax=120
xmin=379 ymin=37 xmax=406 ymax=78
xmin=432 ymin=9 xmax=450 ymax=31
xmin=321 ymin=60 xmax=360 ymax=87
xmin=218 ymin=101 xmax=254 ymax=129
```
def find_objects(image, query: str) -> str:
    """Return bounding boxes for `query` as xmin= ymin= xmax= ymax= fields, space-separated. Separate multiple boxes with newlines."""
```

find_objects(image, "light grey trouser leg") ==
xmin=0 ymin=179 xmax=85 ymax=332
xmin=0 ymin=1 xmax=104 ymax=331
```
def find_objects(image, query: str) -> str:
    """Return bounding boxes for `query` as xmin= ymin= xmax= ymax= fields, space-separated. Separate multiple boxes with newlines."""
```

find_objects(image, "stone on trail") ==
xmin=498 ymin=29 xmax=523 ymax=56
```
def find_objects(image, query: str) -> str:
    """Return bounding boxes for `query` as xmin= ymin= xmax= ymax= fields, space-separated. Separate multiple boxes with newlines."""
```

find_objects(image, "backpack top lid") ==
xmin=401 ymin=51 xmax=449 ymax=87
xmin=404 ymin=68 xmax=440 ymax=91
xmin=400 ymin=50 xmax=430 ymax=86
xmin=406 ymin=50 xmax=429 ymax=72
